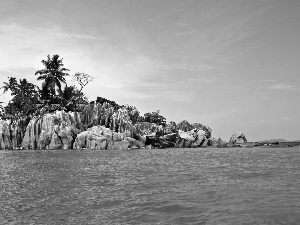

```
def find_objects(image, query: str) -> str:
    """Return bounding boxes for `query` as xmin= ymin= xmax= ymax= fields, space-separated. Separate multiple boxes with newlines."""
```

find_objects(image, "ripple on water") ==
xmin=0 ymin=147 xmax=300 ymax=224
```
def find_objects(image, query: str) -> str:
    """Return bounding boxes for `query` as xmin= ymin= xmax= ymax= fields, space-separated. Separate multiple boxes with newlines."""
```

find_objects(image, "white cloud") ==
xmin=0 ymin=22 xmax=164 ymax=103
xmin=269 ymin=83 xmax=300 ymax=92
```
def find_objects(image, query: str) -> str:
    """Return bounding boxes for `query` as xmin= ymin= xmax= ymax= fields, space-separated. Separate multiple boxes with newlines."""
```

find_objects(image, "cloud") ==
xmin=252 ymin=79 xmax=277 ymax=83
xmin=0 ymin=22 xmax=106 ymax=73
xmin=269 ymin=83 xmax=300 ymax=92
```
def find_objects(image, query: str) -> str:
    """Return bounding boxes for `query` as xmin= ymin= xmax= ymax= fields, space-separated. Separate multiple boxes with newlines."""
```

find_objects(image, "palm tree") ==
xmin=0 ymin=77 xmax=18 ymax=94
xmin=35 ymin=54 xmax=70 ymax=100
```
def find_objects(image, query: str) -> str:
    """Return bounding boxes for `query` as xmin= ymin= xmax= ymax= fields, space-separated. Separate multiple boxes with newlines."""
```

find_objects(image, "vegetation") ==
xmin=35 ymin=54 xmax=70 ymax=102
xmin=138 ymin=110 xmax=166 ymax=126
xmin=1 ymin=77 xmax=39 ymax=118
xmin=0 ymin=54 xmax=91 ymax=119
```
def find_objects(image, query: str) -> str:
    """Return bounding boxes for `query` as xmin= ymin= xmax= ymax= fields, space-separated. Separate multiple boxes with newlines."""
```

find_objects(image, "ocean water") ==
xmin=1 ymin=147 xmax=300 ymax=225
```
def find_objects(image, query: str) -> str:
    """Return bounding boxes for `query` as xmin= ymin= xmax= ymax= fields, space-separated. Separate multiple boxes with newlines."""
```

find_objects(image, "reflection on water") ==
xmin=1 ymin=147 xmax=300 ymax=224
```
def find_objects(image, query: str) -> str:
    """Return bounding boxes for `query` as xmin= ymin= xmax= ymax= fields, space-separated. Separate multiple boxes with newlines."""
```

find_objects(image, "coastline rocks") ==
xmin=176 ymin=120 xmax=212 ymax=139
xmin=0 ymin=118 xmax=29 ymax=150
xmin=107 ymin=140 xmax=130 ymax=150
xmin=229 ymin=132 xmax=247 ymax=144
xmin=175 ymin=129 xmax=207 ymax=148
xmin=22 ymin=111 xmax=81 ymax=149
xmin=72 ymin=125 xmax=144 ymax=150
xmin=145 ymin=135 xmax=168 ymax=148
xmin=80 ymin=102 xmax=139 ymax=134
xmin=73 ymin=128 xmax=108 ymax=150
xmin=135 ymin=122 xmax=163 ymax=136
xmin=0 ymin=120 xmax=12 ymax=149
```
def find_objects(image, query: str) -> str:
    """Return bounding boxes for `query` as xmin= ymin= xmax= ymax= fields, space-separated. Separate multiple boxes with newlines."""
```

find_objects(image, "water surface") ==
xmin=1 ymin=147 xmax=300 ymax=224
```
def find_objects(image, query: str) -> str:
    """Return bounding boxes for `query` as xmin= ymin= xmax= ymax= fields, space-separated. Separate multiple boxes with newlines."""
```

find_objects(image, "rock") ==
xmin=191 ymin=130 xmax=206 ymax=147
xmin=73 ymin=126 xmax=109 ymax=150
xmin=124 ymin=137 xmax=145 ymax=148
xmin=72 ymin=125 xmax=141 ymax=150
xmin=229 ymin=132 xmax=247 ymax=144
xmin=175 ymin=129 xmax=207 ymax=148
xmin=80 ymin=102 xmax=140 ymax=135
xmin=145 ymin=144 xmax=153 ymax=149
xmin=107 ymin=140 xmax=130 ymax=150
xmin=144 ymin=135 xmax=168 ymax=148
xmin=163 ymin=133 xmax=178 ymax=143
xmin=175 ymin=138 xmax=185 ymax=148
xmin=22 ymin=111 xmax=81 ymax=149
xmin=0 ymin=120 xmax=12 ymax=150
xmin=0 ymin=117 xmax=30 ymax=150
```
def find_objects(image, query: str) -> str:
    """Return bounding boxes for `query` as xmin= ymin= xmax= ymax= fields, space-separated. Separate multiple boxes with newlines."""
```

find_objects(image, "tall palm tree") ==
xmin=35 ymin=54 xmax=70 ymax=100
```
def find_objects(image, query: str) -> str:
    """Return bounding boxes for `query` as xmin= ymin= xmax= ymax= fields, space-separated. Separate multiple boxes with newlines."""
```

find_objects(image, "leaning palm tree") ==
xmin=0 ymin=77 xmax=18 ymax=94
xmin=35 ymin=54 xmax=70 ymax=100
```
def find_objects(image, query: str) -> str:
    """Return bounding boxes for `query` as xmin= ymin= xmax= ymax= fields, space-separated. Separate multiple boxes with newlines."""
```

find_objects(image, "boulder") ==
xmin=175 ymin=129 xmax=207 ymax=148
xmin=72 ymin=125 xmax=144 ymax=150
xmin=125 ymin=137 xmax=145 ymax=148
xmin=145 ymin=135 xmax=168 ymax=148
xmin=229 ymin=132 xmax=247 ymax=144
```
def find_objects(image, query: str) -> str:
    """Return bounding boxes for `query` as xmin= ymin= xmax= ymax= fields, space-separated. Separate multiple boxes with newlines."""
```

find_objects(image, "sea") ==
xmin=1 ymin=147 xmax=300 ymax=225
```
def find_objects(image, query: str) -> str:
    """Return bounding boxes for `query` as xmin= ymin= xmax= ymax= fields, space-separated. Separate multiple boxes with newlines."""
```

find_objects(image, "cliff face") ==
xmin=80 ymin=102 xmax=139 ymax=133
xmin=18 ymin=103 xmax=145 ymax=150
xmin=22 ymin=111 xmax=82 ymax=149
xmin=0 ymin=118 xmax=29 ymax=150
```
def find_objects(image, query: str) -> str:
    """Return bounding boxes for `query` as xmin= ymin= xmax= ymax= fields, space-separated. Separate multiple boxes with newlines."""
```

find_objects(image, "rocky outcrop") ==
xmin=229 ymin=132 xmax=247 ymax=144
xmin=0 ymin=101 xmax=214 ymax=150
xmin=175 ymin=129 xmax=208 ymax=148
xmin=176 ymin=120 xmax=212 ymax=139
xmin=22 ymin=111 xmax=82 ymax=149
xmin=80 ymin=102 xmax=139 ymax=133
xmin=0 ymin=120 xmax=12 ymax=150
xmin=135 ymin=122 xmax=163 ymax=136
xmin=0 ymin=118 xmax=29 ymax=150
xmin=73 ymin=125 xmax=144 ymax=150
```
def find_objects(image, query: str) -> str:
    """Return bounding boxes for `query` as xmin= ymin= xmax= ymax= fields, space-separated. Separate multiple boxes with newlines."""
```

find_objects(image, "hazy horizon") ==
xmin=0 ymin=0 xmax=299 ymax=142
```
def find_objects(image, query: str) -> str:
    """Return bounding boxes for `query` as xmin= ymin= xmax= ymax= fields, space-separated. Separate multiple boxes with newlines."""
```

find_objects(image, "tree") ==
xmin=143 ymin=110 xmax=166 ymax=126
xmin=72 ymin=72 xmax=94 ymax=92
xmin=0 ymin=77 xmax=18 ymax=94
xmin=57 ymin=85 xmax=89 ymax=111
xmin=35 ymin=54 xmax=70 ymax=101
xmin=2 ymin=78 xmax=39 ymax=117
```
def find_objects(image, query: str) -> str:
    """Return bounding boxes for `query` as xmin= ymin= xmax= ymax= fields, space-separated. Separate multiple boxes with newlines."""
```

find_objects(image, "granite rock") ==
xmin=229 ymin=132 xmax=247 ymax=144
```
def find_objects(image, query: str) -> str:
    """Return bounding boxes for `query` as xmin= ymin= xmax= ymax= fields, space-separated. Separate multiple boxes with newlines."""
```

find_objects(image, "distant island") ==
xmin=0 ymin=55 xmax=299 ymax=150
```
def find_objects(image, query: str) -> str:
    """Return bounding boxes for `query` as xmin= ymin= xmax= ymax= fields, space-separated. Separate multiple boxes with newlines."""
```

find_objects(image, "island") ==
xmin=1 ymin=55 xmax=299 ymax=150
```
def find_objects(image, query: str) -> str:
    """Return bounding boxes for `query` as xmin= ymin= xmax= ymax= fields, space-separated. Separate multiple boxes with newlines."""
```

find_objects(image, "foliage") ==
xmin=1 ymin=78 xmax=39 ymax=117
xmin=0 ymin=77 xmax=18 ymax=94
xmin=72 ymin=72 xmax=94 ymax=92
xmin=164 ymin=121 xmax=178 ymax=134
xmin=57 ymin=85 xmax=89 ymax=111
xmin=35 ymin=54 xmax=70 ymax=101
xmin=140 ymin=110 xmax=166 ymax=126
xmin=0 ymin=54 xmax=92 ymax=117
xmin=95 ymin=96 xmax=120 ymax=109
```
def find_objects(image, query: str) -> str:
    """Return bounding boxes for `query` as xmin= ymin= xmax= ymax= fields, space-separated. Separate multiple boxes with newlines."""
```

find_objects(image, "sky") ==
xmin=0 ymin=0 xmax=299 ymax=141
